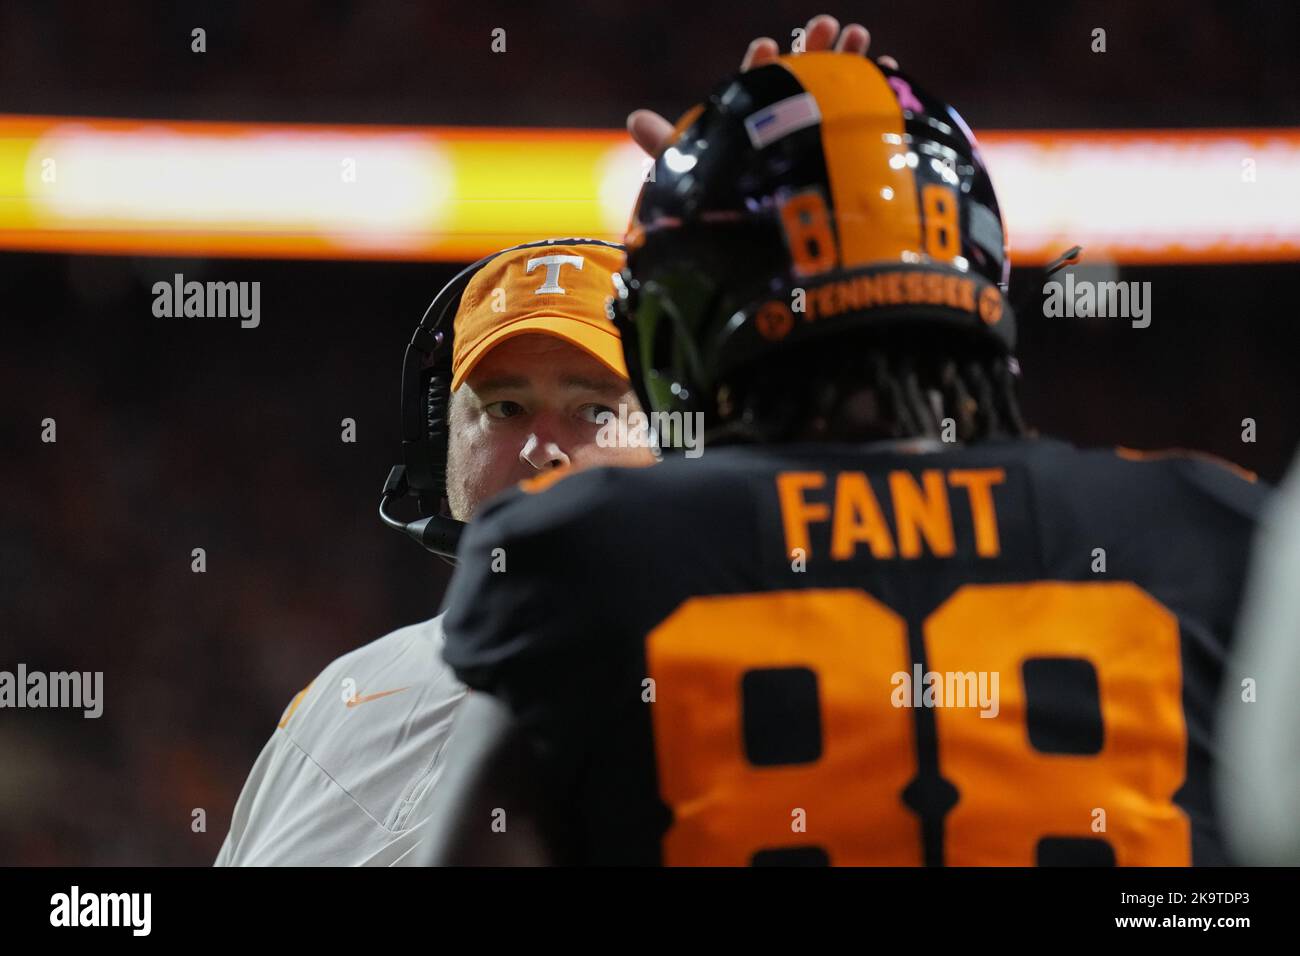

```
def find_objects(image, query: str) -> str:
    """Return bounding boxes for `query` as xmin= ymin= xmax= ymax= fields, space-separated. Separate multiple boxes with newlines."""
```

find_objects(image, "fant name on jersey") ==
xmin=777 ymin=465 xmax=1006 ymax=561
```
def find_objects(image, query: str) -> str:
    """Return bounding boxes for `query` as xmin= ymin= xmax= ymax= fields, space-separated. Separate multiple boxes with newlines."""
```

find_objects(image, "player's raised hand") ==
xmin=627 ymin=14 xmax=897 ymax=158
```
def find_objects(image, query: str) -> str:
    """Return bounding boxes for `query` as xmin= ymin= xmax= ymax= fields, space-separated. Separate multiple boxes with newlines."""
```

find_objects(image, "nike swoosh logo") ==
xmin=346 ymin=687 xmax=411 ymax=708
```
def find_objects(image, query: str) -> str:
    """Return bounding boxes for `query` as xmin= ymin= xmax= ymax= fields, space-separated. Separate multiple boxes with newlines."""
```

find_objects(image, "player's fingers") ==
xmin=835 ymin=24 xmax=870 ymax=56
xmin=627 ymin=109 xmax=677 ymax=158
xmin=877 ymin=54 xmax=900 ymax=70
xmin=803 ymin=14 xmax=840 ymax=53
xmin=740 ymin=37 xmax=780 ymax=72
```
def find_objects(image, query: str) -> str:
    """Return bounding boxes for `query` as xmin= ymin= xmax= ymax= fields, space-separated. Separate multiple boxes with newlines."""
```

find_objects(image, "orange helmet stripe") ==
xmin=778 ymin=54 xmax=922 ymax=269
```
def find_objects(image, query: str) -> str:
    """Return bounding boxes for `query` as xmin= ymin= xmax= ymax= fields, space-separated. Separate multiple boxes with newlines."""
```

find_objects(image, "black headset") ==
xmin=379 ymin=237 xmax=626 ymax=563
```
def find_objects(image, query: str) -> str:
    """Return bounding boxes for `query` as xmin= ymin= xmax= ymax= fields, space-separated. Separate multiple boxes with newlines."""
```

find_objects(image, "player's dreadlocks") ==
xmin=711 ymin=330 xmax=1029 ymax=446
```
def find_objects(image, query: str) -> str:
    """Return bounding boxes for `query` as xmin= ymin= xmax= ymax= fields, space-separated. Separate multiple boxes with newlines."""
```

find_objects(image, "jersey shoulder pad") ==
xmin=1113 ymin=446 xmax=1268 ymax=522
xmin=442 ymin=464 xmax=647 ymax=691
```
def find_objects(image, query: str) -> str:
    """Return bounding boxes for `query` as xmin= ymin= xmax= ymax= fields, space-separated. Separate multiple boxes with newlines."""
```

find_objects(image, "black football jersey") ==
xmin=440 ymin=437 xmax=1267 ymax=866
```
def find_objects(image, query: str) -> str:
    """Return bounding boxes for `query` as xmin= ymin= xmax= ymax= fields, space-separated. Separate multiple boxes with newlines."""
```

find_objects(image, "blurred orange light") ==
xmin=1 ymin=114 xmax=1297 ymax=265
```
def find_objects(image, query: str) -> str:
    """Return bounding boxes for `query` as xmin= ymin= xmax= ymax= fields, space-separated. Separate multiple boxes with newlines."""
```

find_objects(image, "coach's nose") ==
xmin=520 ymin=432 xmax=571 ymax=471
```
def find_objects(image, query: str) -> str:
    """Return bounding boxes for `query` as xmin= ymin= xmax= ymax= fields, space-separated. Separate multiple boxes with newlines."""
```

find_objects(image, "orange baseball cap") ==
xmin=451 ymin=241 xmax=628 ymax=390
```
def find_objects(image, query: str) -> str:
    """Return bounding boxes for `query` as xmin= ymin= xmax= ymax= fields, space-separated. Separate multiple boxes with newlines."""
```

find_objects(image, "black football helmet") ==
xmin=612 ymin=52 xmax=1014 ymax=437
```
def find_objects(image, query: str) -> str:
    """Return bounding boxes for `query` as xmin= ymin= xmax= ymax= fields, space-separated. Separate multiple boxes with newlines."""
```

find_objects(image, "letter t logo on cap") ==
xmin=526 ymin=254 xmax=584 ymax=294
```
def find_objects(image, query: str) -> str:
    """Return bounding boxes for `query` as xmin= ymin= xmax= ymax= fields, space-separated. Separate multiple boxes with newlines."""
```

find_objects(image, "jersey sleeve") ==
xmin=441 ymin=465 xmax=630 ymax=702
xmin=441 ymin=467 xmax=644 ymax=827
xmin=1119 ymin=450 xmax=1270 ymax=634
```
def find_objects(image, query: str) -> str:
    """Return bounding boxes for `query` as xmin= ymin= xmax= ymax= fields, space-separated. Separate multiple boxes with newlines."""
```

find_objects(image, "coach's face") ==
xmin=446 ymin=333 xmax=654 ymax=520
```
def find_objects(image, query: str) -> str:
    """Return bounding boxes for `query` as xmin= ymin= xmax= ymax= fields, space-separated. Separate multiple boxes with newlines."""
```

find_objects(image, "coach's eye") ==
xmin=578 ymin=403 xmax=615 ymax=424
xmin=485 ymin=400 xmax=525 ymax=420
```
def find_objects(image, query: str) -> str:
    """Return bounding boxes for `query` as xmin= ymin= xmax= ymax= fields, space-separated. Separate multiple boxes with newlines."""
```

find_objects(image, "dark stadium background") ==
xmin=1 ymin=1 xmax=1298 ymax=864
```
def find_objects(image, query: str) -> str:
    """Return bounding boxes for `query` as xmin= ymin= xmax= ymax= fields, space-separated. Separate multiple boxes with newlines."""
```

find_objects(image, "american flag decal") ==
xmin=744 ymin=93 xmax=822 ymax=150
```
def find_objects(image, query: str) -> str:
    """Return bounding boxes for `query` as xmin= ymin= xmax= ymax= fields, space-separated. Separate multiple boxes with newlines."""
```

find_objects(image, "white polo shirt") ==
xmin=1219 ymin=461 xmax=1300 ymax=865
xmin=216 ymin=614 xmax=467 ymax=866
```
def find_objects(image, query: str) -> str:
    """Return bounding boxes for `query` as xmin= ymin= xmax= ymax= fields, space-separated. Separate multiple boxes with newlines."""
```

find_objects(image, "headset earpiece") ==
xmin=423 ymin=360 xmax=452 ymax=505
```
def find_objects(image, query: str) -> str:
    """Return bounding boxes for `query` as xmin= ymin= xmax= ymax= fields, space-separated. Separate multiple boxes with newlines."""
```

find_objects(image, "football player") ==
xmin=421 ymin=51 xmax=1269 ymax=866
